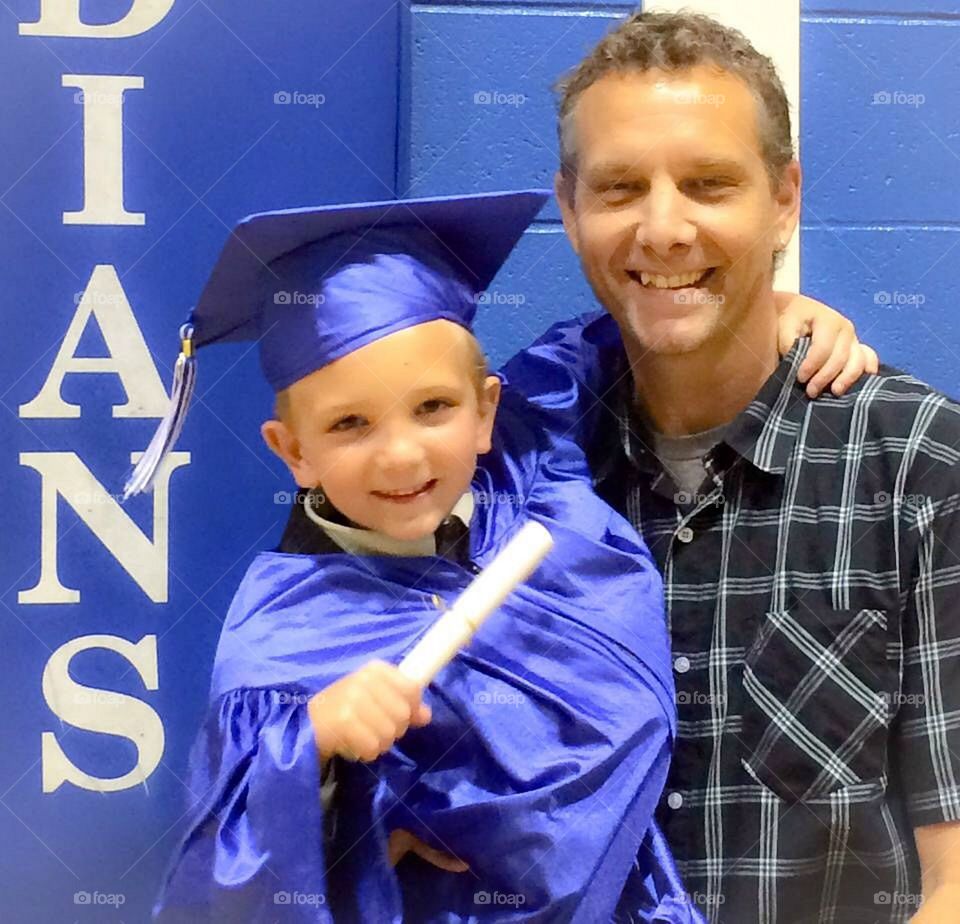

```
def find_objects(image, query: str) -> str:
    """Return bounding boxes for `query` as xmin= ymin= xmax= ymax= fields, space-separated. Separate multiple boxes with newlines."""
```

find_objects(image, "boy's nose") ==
xmin=375 ymin=428 xmax=428 ymax=471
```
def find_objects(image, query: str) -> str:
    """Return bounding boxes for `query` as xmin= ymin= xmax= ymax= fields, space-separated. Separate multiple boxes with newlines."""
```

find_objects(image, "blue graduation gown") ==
xmin=153 ymin=383 xmax=700 ymax=923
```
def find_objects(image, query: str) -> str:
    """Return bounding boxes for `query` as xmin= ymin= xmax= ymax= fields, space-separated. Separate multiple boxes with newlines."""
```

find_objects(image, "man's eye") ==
xmin=329 ymin=415 xmax=366 ymax=432
xmin=686 ymin=177 xmax=736 ymax=195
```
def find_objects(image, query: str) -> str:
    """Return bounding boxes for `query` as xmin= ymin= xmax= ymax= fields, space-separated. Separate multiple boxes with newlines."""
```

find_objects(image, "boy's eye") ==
xmin=329 ymin=414 xmax=366 ymax=433
xmin=417 ymin=398 xmax=455 ymax=416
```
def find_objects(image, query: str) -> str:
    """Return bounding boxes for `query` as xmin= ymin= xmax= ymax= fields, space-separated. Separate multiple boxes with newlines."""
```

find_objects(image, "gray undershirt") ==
xmin=650 ymin=423 xmax=729 ymax=500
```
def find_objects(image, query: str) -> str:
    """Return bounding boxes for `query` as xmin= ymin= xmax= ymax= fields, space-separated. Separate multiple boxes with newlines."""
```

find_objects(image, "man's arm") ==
xmin=911 ymin=822 xmax=960 ymax=921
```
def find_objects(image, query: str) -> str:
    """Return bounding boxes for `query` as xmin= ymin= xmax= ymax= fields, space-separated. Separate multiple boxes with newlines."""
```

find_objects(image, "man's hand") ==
xmin=308 ymin=659 xmax=431 ymax=764
xmin=775 ymin=291 xmax=879 ymax=398
xmin=911 ymin=821 xmax=960 ymax=921
xmin=387 ymin=828 xmax=469 ymax=872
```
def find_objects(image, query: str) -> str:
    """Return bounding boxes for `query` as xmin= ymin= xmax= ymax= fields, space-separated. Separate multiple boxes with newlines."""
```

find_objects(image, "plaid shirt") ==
xmin=578 ymin=331 xmax=960 ymax=923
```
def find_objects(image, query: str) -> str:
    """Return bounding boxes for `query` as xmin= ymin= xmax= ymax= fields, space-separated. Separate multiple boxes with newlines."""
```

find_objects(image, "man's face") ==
xmin=557 ymin=66 xmax=800 ymax=357
xmin=262 ymin=320 xmax=500 ymax=542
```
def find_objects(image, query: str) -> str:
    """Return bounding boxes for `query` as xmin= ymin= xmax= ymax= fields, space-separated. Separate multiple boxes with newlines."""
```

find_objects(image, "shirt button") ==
xmin=667 ymin=791 xmax=684 ymax=810
xmin=677 ymin=526 xmax=694 ymax=544
xmin=674 ymin=656 xmax=691 ymax=674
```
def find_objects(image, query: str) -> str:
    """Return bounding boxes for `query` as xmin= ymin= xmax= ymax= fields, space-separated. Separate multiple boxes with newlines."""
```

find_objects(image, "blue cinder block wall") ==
xmin=401 ymin=1 xmax=960 ymax=397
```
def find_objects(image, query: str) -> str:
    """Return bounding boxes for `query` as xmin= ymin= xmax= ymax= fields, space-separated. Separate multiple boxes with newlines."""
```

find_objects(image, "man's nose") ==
xmin=634 ymin=181 xmax=696 ymax=256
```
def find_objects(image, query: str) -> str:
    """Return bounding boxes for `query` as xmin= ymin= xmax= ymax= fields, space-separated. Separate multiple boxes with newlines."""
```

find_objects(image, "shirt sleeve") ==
xmin=895 ymin=407 xmax=960 ymax=829
xmin=153 ymin=688 xmax=335 ymax=923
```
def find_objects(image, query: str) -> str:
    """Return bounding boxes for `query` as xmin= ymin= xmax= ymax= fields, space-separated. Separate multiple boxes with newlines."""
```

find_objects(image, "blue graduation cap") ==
xmin=123 ymin=189 xmax=551 ymax=498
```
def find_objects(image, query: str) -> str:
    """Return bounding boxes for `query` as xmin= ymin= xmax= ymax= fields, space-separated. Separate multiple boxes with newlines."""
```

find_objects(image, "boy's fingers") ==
xmin=410 ymin=702 xmax=432 ymax=727
xmin=369 ymin=661 xmax=424 ymax=707
xmin=805 ymin=332 xmax=852 ymax=398
xmin=863 ymin=344 xmax=880 ymax=374
xmin=830 ymin=348 xmax=867 ymax=396
xmin=777 ymin=315 xmax=807 ymax=359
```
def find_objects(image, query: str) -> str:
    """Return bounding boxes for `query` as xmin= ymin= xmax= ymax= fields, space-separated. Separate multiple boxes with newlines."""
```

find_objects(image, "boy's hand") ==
xmin=774 ymin=291 xmax=880 ymax=398
xmin=308 ymin=660 xmax=431 ymax=763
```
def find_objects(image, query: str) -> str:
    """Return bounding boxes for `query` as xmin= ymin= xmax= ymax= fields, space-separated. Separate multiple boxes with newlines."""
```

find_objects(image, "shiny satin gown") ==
xmin=153 ymin=379 xmax=701 ymax=923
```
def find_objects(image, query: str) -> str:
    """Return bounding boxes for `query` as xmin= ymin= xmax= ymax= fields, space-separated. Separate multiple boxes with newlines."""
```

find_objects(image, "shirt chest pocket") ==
xmin=740 ymin=607 xmax=898 ymax=802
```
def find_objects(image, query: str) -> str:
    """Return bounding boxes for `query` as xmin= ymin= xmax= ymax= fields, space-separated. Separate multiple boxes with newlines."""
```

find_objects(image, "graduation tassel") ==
xmin=123 ymin=324 xmax=197 ymax=500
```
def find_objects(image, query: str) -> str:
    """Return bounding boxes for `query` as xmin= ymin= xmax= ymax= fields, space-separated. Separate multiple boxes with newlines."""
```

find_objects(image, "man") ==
xmin=500 ymin=10 xmax=960 ymax=923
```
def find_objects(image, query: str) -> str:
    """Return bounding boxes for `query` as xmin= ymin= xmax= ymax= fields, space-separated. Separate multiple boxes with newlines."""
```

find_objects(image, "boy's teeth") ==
xmin=639 ymin=270 xmax=706 ymax=289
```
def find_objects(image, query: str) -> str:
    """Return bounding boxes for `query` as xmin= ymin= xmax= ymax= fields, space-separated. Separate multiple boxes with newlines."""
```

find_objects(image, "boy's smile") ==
xmin=262 ymin=320 xmax=500 ymax=543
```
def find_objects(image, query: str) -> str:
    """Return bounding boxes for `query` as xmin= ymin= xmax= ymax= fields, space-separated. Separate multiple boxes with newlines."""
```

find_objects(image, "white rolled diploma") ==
xmin=398 ymin=520 xmax=554 ymax=687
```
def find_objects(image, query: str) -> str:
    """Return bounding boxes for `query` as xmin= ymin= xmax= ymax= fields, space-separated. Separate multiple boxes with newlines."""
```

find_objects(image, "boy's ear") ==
xmin=261 ymin=419 xmax=314 ymax=488
xmin=475 ymin=374 xmax=502 ymax=455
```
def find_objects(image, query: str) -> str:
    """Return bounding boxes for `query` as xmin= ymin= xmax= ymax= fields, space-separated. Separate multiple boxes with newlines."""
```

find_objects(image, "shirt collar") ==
xmin=302 ymin=490 xmax=475 ymax=557
xmin=596 ymin=336 xmax=813 ymax=484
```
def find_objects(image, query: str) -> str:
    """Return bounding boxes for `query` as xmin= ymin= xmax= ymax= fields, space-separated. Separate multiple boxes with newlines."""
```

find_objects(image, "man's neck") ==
xmin=626 ymin=309 xmax=781 ymax=437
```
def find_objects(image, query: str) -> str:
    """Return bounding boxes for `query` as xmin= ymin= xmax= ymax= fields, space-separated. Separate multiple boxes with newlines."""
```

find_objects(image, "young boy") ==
xmin=141 ymin=191 xmax=871 ymax=922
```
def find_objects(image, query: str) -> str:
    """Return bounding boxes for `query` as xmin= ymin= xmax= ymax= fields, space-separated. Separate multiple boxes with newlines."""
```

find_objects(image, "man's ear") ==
xmin=555 ymin=170 xmax=580 ymax=256
xmin=773 ymin=160 xmax=801 ymax=253
xmin=261 ymin=419 xmax=314 ymax=489
xmin=475 ymin=374 xmax=502 ymax=455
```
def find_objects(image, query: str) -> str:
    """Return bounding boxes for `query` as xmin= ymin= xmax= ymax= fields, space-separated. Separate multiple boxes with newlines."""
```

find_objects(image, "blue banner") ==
xmin=0 ymin=2 xmax=404 ymax=919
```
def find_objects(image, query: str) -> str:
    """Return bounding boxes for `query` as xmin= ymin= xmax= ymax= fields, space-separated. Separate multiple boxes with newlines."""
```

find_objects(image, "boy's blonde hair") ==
xmin=273 ymin=329 xmax=490 ymax=423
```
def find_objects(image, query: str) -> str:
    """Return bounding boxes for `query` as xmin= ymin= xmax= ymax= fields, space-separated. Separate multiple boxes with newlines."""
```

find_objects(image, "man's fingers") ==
xmin=387 ymin=829 xmax=413 ymax=867
xmin=863 ymin=344 xmax=880 ymax=374
xmin=407 ymin=838 xmax=469 ymax=873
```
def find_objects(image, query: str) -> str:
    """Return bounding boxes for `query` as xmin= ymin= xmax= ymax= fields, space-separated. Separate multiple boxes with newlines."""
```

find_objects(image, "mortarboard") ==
xmin=123 ymin=189 xmax=551 ymax=499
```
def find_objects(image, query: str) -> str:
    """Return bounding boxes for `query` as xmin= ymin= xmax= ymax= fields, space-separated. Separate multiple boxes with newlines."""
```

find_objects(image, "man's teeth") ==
xmin=639 ymin=270 xmax=707 ymax=289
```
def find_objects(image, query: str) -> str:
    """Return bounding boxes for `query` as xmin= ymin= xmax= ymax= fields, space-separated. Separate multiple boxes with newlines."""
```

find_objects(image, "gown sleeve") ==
xmin=153 ymin=688 xmax=336 ymax=923
xmin=497 ymin=311 xmax=621 ymax=448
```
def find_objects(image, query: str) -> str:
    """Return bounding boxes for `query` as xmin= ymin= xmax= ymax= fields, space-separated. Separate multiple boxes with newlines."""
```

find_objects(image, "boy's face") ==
xmin=262 ymin=319 xmax=500 ymax=543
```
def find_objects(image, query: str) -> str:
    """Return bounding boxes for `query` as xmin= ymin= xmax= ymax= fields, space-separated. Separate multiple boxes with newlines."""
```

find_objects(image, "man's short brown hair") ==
xmin=554 ymin=10 xmax=795 ymax=187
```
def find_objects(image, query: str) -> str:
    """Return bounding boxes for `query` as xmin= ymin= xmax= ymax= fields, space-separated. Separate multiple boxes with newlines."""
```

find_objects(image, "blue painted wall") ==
xmin=402 ymin=1 xmax=960 ymax=397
